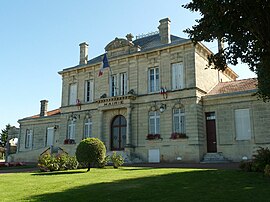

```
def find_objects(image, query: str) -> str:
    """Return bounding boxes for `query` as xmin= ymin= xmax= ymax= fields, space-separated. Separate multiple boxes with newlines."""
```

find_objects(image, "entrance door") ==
xmin=206 ymin=112 xmax=217 ymax=153
xmin=111 ymin=115 xmax=127 ymax=150
xmin=46 ymin=127 xmax=54 ymax=146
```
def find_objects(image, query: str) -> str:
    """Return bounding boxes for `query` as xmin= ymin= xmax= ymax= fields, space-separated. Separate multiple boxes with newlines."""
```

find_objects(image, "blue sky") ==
xmin=0 ymin=0 xmax=256 ymax=130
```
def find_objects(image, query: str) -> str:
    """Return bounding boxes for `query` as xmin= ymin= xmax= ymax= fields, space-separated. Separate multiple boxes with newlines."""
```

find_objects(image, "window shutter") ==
xmin=69 ymin=83 xmax=77 ymax=105
xmin=235 ymin=109 xmax=251 ymax=140
xmin=89 ymin=80 xmax=94 ymax=102
xmin=179 ymin=63 xmax=184 ymax=89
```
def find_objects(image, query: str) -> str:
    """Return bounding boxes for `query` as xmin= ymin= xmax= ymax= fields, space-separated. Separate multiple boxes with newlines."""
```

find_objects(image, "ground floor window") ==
xmin=173 ymin=108 xmax=185 ymax=134
xmin=84 ymin=118 xmax=92 ymax=138
xmin=67 ymin=120 xmax=76 ymax=140
xmin=25 ymin=129 xmax=33 ymax=149
xmin=235 ymin=109 xmax=251 ymax=140
xmin=111 ymin=115 xmax=126 ymax=150
xmin=149 ymin=111 xmax=160 ymax=134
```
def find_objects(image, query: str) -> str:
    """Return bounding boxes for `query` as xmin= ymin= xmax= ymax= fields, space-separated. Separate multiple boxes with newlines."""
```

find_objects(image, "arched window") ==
xmin=173 ymin=108 xmax=185 ymax=134
xmin=149 ymin=111 xmax=160 ymax=134
xmin=84 ymin=117 xmax=92 ymax=139
xmin=67 ymin=119 xmax=76 ymax=140
xmin=111 ymin=115 xmax=126 ymax=150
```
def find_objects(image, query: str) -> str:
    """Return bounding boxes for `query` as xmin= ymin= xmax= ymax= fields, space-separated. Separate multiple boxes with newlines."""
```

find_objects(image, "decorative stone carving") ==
xmin=105 ymin=37 xmax=134 ymax=51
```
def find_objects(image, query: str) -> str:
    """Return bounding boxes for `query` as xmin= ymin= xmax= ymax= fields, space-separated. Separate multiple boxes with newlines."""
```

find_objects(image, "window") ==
xmin=172 ymin=63 xmax=185 ymax=90
xmin=84 ymin=118 xmax=92 ymax=138
xmin=46 ymin=127 xmax=54 ymax=146
xmin=119 ymin=72 xmax=127 ymax=95
xmin=235 ymin=109 xmax=251 ymax=140
xmin=149 ymin=111 xmax=160 ymax=134
xmin=173 ymin=108 xmax=186 ymax=134
xmin=85 ymin=80 xmax=94 ymax=102
xmin=69 ymin=83 xmax=77 ymax=105
xmin=110 ymin=75 xmax=118 ymax=96
xmin=25 ymin=129 xmax=33 ymax=149
xmin=148 ymin=67 xmax=160 ymax=93
xmin=67 ymin=119 xmax=76 ymax=140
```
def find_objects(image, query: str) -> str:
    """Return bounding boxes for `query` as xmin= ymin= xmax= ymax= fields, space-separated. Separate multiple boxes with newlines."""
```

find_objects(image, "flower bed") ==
xmin=64 ymin=139 xmax=76 ymax=144
xmin=170 ymin=132 xmax=188 ymax=139
xmin=146 ymin=134 xmax=162 ymax=140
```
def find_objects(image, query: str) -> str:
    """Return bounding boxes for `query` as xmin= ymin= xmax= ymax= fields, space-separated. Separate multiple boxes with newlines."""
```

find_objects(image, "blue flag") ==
xmin=99 ymin=54 xmax=110 ymax=77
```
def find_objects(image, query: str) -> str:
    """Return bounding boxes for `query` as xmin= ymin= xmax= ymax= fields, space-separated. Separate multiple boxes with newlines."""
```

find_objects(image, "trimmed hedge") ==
xmin=75 ymin=138 xmax=106 ymax=171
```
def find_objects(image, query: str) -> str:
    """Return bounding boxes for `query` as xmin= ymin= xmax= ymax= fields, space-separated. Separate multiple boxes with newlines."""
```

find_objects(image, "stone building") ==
xmin=12 ymin=18 xmax=270 ymax=163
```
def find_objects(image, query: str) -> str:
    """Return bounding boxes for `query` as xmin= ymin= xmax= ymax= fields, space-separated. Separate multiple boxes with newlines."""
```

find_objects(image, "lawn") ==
xmin=0 ymin=167 xmax=269 ymax=202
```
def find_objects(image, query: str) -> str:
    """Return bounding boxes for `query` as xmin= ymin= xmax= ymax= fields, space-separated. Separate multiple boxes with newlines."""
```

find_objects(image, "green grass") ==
xmin=0 ymin=167 xmax=269 ymax=202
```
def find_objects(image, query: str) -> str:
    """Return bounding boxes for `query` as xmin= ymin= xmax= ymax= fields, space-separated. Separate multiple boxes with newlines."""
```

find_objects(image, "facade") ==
xmin=12 ymin=18 xmax=270 ymax=163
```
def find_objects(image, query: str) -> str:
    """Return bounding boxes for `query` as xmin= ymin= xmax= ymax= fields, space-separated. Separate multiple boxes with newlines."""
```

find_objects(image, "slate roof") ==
xmin=64 ymin=34 xmax=189 ymax=70
xmin=207 ymin=78 xmax=258 ymax=96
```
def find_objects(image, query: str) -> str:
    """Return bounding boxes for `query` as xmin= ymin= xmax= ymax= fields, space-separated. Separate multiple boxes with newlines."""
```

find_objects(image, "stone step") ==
xmin=201 ymin=152 xmax=231 ymax=163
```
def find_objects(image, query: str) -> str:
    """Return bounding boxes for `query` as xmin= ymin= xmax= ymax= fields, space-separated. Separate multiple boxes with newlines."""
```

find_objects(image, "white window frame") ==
xmin=172 ymin=62 xmax=185 ymax=90
xmin=69 ymin=83 xmax=77 ymax=105
xmin=173 ymin=108 xmax=186 ymax=134
xmin=85 ymin=80 xmax=94 ymax=103
xmin=67 ymin=120 xmax=76 ymax=140
xmin=25 ymin=129 xmax=33 ymax=149
xmin=149 ymin=111 xmax=160 ymax=134
xmin=110 ymin=74 xmax=118 ymax=96
xmin=119 ymin=72 xmax=128 ymax=95
xmin=148 ymin=67 xmax=160 ymax=93
xmin=235 ymin=109 xmax=251 ymax=140
xmin=84 ymin=118 xmax=92 ymax=139
xmin=46 ymin=127 xmax=54 ymax=146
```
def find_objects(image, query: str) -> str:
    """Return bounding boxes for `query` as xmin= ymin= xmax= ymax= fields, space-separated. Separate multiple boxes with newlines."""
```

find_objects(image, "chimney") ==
xmin=158 ymin=18 xmax=171 ymax=44
xmin=40 ymin=100 xmax=48 ymax=117
xmin=79 ymin=42 xmax=89 ymax=65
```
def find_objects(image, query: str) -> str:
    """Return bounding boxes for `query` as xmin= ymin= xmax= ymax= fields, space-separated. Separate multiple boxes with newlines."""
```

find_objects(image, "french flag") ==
xmin=98 ymin=54 xmax=110 ymax=77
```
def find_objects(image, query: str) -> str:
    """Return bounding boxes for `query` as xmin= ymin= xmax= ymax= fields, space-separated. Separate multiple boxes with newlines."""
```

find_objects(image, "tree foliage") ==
xmin=75 ymin=138 xmax=106 ymax=172
xmin=0 ymin=124 xmax=11 ymax=147
xmin=183 ymin=0 xmax=270 ymax=100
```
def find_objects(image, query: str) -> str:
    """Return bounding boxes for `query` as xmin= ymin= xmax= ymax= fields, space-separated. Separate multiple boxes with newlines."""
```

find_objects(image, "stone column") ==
xmin=99 ymin=110 xmax=104 ymax=142
xmin=126 ymin=106 xmax=132 ymax=147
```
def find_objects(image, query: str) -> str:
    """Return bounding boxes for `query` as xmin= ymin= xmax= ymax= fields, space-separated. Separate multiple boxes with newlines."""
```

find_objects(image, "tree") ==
xmin=0 ymin=124 xmax=11 ymax=147
xmin=75 ymin=138 xmax=106 ymax=172
xmin=183 ymin=0 xmax=270 ymax=100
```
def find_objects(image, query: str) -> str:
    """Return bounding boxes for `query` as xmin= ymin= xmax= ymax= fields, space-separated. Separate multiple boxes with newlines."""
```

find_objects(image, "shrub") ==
xmin=252 ymin=147 xmax=270 ymax=172
xmin=76 ymin=138 xmax=106 ymax=172
xmin=97 ymin=155 xmax=110 ymax=168
xmin=38 ymin=153 xmax=78 ymax=172
xmin=65 ymin=155 xmax=78 ymax=170
xmin=264 ymin=164 xmax=270 ymax=177
xmin=239 ymin=160 xmax=253 ymax=172
xmin=110 ymin=152 xmax=124 ymax=169
xmin=38 ymin=153 xmax=59 ymax=172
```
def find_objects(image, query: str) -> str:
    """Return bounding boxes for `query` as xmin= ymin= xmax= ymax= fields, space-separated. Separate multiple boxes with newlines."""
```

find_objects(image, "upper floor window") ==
xmin=69 ymin=83 xmax=77 ymax=105
xmin=148 ymin=67 xmax=160 ymax=93
xmin=67 ymin=119 xmax=76 ymax=140
xmin=25 ymin=129 xmax=33 ymax=149
xmin=85 ymin=80 xmax=94 ymax=103
xmin=84 ymin=117 xmax=92 ymax=139
xmin=172 ymin=63 xmax=185 ymax=90
xmin=119 ymin=72 xmax=127 ymax=95
xmin=110 ymin=72 xmax=128 ymax=97
xmin=149 ymin=111 xmax=160 ymax=134
xmin=110 ymin=75 xmax=118 ymax=97
xmin=235 ymin=109 xmax=251 ymax=140
xmin=173 ymin=108 xmax=186 ymax=134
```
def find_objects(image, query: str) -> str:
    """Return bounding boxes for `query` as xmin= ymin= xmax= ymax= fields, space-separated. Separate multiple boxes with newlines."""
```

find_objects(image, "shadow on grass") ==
xmin=32 ymin=170 xmax=87 ymax=176
xmin=26 ymin=168 xmax=270 ymax=202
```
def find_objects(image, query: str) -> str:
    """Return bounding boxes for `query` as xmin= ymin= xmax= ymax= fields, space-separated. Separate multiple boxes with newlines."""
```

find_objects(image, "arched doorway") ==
xmin=111 ymin=115 xmax=126 ymax=150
